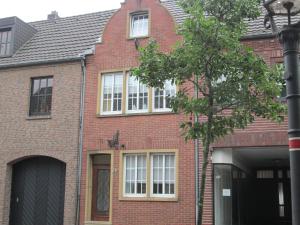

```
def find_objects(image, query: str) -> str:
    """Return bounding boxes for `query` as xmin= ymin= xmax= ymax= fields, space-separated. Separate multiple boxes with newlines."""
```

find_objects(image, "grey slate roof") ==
xmin=0 ymin=9 xmax=116 ymax=68
xmin=0 ymin=0 xmax=294 ymax=68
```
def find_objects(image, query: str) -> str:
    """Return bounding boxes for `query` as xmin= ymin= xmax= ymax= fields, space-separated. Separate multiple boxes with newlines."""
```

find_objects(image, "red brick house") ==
xmin=80 ymin=1 xmax=290 ymax=225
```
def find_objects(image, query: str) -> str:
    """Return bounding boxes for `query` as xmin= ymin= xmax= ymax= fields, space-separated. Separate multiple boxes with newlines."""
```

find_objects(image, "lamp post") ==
xmin=263 ymin=1 xmax=300 ymax=224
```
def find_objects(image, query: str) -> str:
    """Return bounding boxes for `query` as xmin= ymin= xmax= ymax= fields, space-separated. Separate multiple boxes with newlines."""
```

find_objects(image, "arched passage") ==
xmin=9 ymin=156 xmax=66 ymax=225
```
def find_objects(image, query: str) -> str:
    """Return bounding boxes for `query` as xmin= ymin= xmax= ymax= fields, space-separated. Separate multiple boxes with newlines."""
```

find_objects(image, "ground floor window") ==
xmin=124 ymin=154 xmax=147 ymax=196
xmin=121 ymin=150 xmax=177 ymax=200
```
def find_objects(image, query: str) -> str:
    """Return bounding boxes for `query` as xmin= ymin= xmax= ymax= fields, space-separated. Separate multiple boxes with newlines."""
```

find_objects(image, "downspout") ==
xmin=194 ymin=74 xmax=200 ymax=225
xmin=75 ymin=55 xmax=87 ymax=225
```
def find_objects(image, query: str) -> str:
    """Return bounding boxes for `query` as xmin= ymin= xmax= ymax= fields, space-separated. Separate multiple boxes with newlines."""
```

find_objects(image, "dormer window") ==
xmin=0 ymin=29 xmax=12 ymax=56
xmin=130 ymin=12 xmax=149 ymax=38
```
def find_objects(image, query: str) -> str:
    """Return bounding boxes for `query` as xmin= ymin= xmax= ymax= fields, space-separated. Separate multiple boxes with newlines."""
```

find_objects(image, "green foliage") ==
xmin=132 ymin=1 xmax=287 ymax=223
xmin=133 ymin=0 xmax=286 ymax=144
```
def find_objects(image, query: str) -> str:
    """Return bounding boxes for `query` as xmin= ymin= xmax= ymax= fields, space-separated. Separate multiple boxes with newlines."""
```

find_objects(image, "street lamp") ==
xmin=263 ymin=1 xmax=300 ymax=225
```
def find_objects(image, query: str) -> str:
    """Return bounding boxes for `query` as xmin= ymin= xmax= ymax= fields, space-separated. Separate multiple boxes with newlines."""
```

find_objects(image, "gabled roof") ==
xmin=0 ymin=0 xmax=290 ymax=69
xmin=0 ymin=10 xmax=116 ymax=69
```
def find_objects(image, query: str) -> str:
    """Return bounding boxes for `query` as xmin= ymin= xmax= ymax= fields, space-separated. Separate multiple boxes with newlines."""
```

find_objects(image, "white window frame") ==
xmin=150 ymin=153 xmax=176 ymax=198
xmin=152 ymin=81 xmax=176 ymax=113
xmin=123 ymin=154 xmax=147 ymax=198
xmin=101 ymin=72 xmax=123 ymax=115
xmin=126 ymin=73 xmax=149 ymax=113
xmin=130 ymin=12 xmax=149 ymax=38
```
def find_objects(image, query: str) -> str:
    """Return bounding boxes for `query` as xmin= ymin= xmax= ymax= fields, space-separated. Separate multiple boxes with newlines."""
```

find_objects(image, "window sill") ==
xmin=119 ymin=196 xmax=178 ymax=202
xmin=26 ymin=115 xmax=52 ymax=120
xmin=128 ymin=35 xmax=149 ymax=40
xmin=97 ymin=111 xmax=175 ymax=118
xmin=84 ymin=221 xmax=111 ymax=225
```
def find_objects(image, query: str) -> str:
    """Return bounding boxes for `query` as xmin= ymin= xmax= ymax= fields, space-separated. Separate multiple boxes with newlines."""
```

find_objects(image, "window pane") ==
xmin=113 ymin=74 xmax=123 ymax=112
xmin=152 ymin=154 xmax=175 ymax=196
xmin=96 ymin=169 xmax=110 ymax=213
xmin=257 ymin=170 xmax=274 ymax=179
xmin=32 ymin=79 xmax=40 ymax=96
xmin=131 ymin=13 xmax=148 ymax=37
xmin=278 ymin=182 xmax=284 ymax=205
xmin=139 ymin=82 xmax=148 ymax=110
xmin=127 ymin=74 xmax=148 ymax=112
xmin=103 ymin=75 xmax=113 ymax=112
xmin=40 ymin=79 xmax=47 ymax=95
xmin=124 ymin=154 xmax=146 ymax=195
xmin=0 ymin=30 xmax=11 ymax=56
xmin=154 ymin=81 xmax=176 ymax=110
xmin=128 ymin=76 xmax=138 ymax=110
xmin=0 ymin=44 xmax=6 ymax=55
xmin=47 ymin=78 xmax=53 ymax=95
xmin=1 ymin=32 xmax=7 ymax=43
xmin=30 ymin=96 xmax=39 ymax=115
xmin=30 ymin=77 xmax=53 ymax=116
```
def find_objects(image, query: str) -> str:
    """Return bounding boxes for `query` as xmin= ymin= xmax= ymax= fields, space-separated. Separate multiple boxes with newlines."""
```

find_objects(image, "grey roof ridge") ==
xmin=28 ymin=8 xmax=118 ymax=25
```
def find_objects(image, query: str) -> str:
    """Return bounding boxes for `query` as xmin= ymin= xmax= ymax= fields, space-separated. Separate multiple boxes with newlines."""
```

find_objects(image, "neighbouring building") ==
xmin=0 ymin=11 xmax=114 ymax=225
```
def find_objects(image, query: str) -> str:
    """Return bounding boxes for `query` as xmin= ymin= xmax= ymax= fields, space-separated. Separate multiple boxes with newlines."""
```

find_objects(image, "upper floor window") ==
xmin=153 ymin=80 xmax=176 ymax=112
xmin=99 ymin=71 xmax=176 ymax=115
xmin=0 ymin=29 xmax=12 ymax=56
xmin=130 ymin=12 xmax=149 ymax=38
xmin=101 ymin=72 xmax=123 ymax=115
xmin=29 ymin=76 xmax=53 ymax=116
xmin=127 ymin=73 xmax=148 ymax=113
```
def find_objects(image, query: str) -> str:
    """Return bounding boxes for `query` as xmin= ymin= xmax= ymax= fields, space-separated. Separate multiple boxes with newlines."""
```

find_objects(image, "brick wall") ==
xmin=0 ymin=62 xmax=82 ymax=225
xmin=81 ymin=0 xmax=196 ymax=224
xmin=202 ymin=37 xmax=287 ymax=225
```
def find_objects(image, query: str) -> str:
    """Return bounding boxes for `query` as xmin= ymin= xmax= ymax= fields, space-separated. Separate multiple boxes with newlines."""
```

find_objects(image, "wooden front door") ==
xmin=91 ymin=164 xmax=111 ymax=221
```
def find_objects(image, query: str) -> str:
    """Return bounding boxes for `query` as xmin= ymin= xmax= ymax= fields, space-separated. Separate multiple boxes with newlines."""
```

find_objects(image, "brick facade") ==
xmin=0 ymin=62 xmax=83 ymax=225
xmin=80 ymin=0 xmax=196 ymax=224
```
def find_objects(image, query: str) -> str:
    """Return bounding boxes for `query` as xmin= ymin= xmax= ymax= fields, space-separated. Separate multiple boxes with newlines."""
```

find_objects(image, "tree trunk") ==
xmin=198 ymin=84 xmax=213 ymax=225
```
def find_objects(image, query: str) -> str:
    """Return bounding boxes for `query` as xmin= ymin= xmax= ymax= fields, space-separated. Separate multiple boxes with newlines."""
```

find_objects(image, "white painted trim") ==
xmin=125 ymin=73 xmax=149 ymax=114
xmin=123 ymin=154 xmax=147 ymax=197
xmin=289 ymin=137 xmax=300 ymax=140
xmin=100 ymin=72 xmax=123 ymax=115
xmin=150 ymin=153 xmax=176 ymax=198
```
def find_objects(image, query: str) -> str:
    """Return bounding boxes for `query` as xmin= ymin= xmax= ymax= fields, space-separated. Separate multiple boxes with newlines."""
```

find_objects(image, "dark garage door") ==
xmin=9 ymin=157 xmax=66 ymax=225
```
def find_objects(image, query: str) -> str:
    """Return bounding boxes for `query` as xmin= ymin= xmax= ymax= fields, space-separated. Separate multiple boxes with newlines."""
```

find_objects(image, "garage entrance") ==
xmin=9 ymin=156 xmax=66 ymax=225
xmin=213 ymin=147 xmax=291 ymax=225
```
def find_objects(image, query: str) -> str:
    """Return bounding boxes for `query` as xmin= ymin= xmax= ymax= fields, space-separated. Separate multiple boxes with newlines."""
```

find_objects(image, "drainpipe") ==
xmin=194 ymin=74 xmax=200 ymax=225
xmin=75 ymin=55 xmax=87 ymax=225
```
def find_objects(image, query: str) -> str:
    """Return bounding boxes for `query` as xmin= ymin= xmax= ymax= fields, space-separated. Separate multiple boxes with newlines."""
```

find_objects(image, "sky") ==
xmin=1 ymin=0 xmax=124 ymax=22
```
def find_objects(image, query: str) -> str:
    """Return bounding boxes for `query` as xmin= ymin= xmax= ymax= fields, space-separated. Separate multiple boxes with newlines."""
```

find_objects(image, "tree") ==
xmin=132 ymin=0 xmax=286 ymax=224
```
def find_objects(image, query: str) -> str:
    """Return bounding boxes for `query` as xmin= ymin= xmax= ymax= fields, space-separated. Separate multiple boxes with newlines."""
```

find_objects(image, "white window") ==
xmin=151 ymin=153 xmax=175 ymax=197
xmin=153 ymin=80 xmax=176 ymax=112
xmin=126 ymin=73 xmax=148 ymax=113
xmin=130 ymin=13 xmax=149 ymax=38
xmin=101 ymin=72 xmax=123 ymax=114
xmin=124 ymin=154 xmax=147 ymax=197
xmin=0 ymin=29 xmax=12 ymax=56
xmin=257 ymin=170 xmax=274 ymax=179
